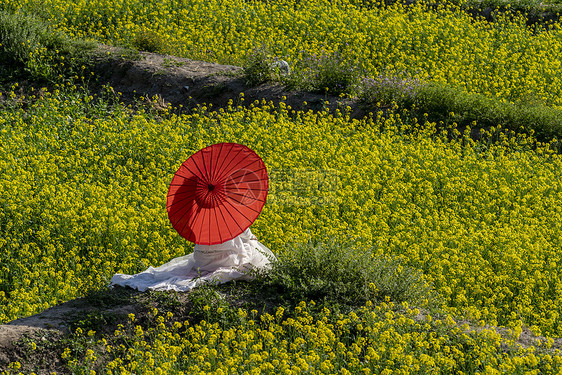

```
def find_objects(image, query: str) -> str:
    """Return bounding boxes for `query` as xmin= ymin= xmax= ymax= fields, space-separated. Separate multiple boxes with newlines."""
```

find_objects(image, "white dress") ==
xmin=110 ymin=228 xmax=275 ymax=292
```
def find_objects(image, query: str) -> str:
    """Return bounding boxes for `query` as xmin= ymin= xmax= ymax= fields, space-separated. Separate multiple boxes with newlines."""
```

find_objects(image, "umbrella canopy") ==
xmin=167 ymin=143 xmax=268 ymax=245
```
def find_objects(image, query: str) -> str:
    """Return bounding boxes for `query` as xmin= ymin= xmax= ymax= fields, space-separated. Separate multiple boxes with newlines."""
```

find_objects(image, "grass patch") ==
xmin=243 ymin=46 xmax=275 ymax=86
xmin=131 ymin=27 xmax=167 ymax=54
xmin=260 ymin=239 xmax=437 ymax=309
xmin=358 ymin=77 xmax=562 ymax=144
xmin=303 ymin=52 xmax=361 ymax=95
xmin=410 ymin=81 xmax=562 ymax=143
xmin=0 ymin=10 xmax=96 ymax=83
xmin=359 ymin=74 xmax=421 ymax=107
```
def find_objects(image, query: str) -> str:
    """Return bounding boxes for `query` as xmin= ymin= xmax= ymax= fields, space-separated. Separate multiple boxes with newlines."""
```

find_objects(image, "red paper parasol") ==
xmin=167 ymin=143 xmax=268 ymax=245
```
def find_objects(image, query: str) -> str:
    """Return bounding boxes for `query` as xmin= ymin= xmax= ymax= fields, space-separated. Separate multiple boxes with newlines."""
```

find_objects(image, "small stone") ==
xmin=271 ymin=60 xmax=290 ymax=75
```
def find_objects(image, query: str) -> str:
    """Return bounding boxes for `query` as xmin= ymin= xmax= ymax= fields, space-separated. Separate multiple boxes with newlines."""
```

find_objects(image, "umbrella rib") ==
xmin=221 ymin=195 xmax=261 ymax=223
xmin=209 ymin=142 xmax=226 ymax=183
xmin=210 ymin=190 xmax=232 ymax=244
xmin=174 ymin=199 xmax=203 ymax=241
xmin=222 ymin=173 xmax=268 ymax=186
xmin=213 ymin=143 xmax=231 ymax=182
xmin=176 ymin=162 xmax=209 ymax=198
xmin=200 ymin=190 xmax=223 ymax=244
xmin=171 ymin=185 xmax=209 ymax=239
xmin=212 ymin=197 xmax=225 ymax=244
xmin=218 ymin=197 xmax=245 ymax=234
xmin=174 ymin=165 xmax=195 ymax=180
xmin=210 ymin=189 xmax=225 ymax=207
xmin=168 ymin=180 xmax=210 ymax=209
xmin=175 ymin=161 xmax=205 ymax=181
xmin=167 ymin=189 xmax=201 ymax=200
xmin=166 ymin=191 xmax=199 ymax=211
xmin=215 ymin=199 xmax=237 ymax=242
xmin=222 ymin=189 xmax=268 ymax=200
xmin=166 ymin=188 xmax=197 ymax=207
xmin=209 ymin=143 xmax=214 ymax=183
xmin=205 ymin=190 xmax=224 ymax=244
xmin=211 ymin=187 xmax=244 ymax=234
xmin=169 ymin=173 xmax=199 ymax=182
xmin=221 ymin=170 xmax=258 ymax=187
xmin=203 ymin=143 xmax=214 ymax=184
xmin=226 ymin=190 xmax=266 ymax=206
xmin=168 ymin=189 xmax=198 ymax=216
xmin=225 ymin=191 xmax=268 ymax=206
xmin=189 ymin=193 xmax=213 ymax=244
xmin=216 ymin=159 xmax=266 ymax=186
xmin=167 ymin=184 xmax=200 ymax=195
xmin=191 ymin=154 xmax=211 ymax=184
xmin=207 ymin=198 xmax=213 ymax=244
xmin=169 ymin=186 xmax=218 ymax=244
xmin=168 ymin=183 xmax=198 ymax=189
xmin=196 ymin=205 xmax=208 ymax=244
xmin=213 ymin=146 xmax=246 ymax=185
xmin=222 ymin=181 xmax=261 ymax=190
xmin=194 ymin=182 xmax=209 ymax=202
xmin=223 ymin=179 xmax=268 ymax=190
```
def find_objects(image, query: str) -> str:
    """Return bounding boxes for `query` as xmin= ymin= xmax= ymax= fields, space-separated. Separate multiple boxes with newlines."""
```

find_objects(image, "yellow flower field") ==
xmin=3 ymin=0 xmax=562 ymax=371
xmin=64 ymin=302 xmax=562 ymax=374
xmin=3 ymin=0 xmax=562 ymax=108
xmin=1 ymin=88 xmax=562 ymax=341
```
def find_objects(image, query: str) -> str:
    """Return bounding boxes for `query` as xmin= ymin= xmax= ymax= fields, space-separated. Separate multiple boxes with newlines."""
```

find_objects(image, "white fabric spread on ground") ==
xmin=110 ymin=228 xmax=275 ymax=292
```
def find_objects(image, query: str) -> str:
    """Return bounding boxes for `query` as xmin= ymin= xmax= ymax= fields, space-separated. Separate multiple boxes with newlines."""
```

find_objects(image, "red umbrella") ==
xmin=167 ymin=143 xmax=268 ymax=245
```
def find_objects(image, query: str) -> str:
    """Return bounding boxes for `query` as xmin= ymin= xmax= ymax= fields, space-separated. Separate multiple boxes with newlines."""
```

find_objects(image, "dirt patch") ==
xmin=0 ymin=295 xmax=134 ymax=374
xmin=0 ymin=287 xmax=169 ymax=374
xmin=0 ymin=301 xmax=77 ymax=374
xmin=90 ymin=45 xmax=364 ymax=118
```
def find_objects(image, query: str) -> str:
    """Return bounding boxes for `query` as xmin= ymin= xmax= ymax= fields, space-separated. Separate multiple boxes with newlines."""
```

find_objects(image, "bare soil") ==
xmin=90 ymin=45 xmax=363 ymax=118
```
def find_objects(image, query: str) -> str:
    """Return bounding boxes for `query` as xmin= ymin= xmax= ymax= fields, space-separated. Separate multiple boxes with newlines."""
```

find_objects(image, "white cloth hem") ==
xmin=110 ymin=228 xmax=275 ymax=292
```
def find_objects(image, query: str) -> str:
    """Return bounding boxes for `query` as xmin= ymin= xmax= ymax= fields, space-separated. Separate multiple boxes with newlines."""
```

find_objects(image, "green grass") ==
xmin=0 ymin=10 xmax=95 ymax=83
xmin=259 ymin=238 xmax=437 ymax=309
xmin=403 ymin=81 xmax=562 ymax=143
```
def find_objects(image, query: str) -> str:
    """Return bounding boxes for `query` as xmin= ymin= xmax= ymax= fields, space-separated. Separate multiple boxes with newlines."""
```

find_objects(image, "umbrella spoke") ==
xmin=174 ymin=163 xmax=197 ymax=181
xmin=219 ymin=197 xmax=256 ymax=227
xmin=166 ymin=191 xmax=197 ymax=209
xmin=174 ymin=199 xmax=202 ymax=242
xmin=213 ymin=146 xmax=246 ymax=185
xmin=190 ymin=153 xmax=211 ymax=184
xmin=216 ymin=158 xmax=267 ymax=186
xmin=209 ymin=142 xmax=229 ymax=183
xmin=218 ymin=202 xmax=241 ymax=239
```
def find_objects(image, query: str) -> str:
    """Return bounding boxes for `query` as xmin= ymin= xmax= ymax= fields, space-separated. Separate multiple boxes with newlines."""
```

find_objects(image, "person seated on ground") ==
xmin=110 ymin=227 xmax=275 ymax=292
xmin=112 ymin=142 xmax=272 ymax=292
